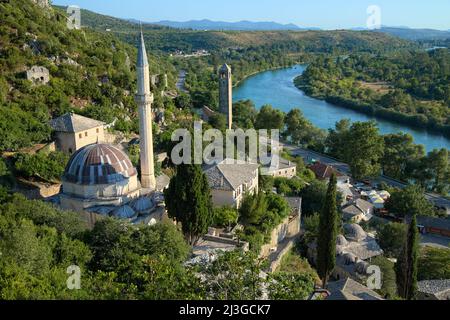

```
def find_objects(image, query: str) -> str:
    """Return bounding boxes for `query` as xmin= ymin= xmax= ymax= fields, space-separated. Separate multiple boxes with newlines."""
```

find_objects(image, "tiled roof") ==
xmin=63 ymin=144 xmax=137 ymax=185
xmin=203 ymin=159 xmax=258 ymax=191
xmin=50 ymin=113 xmax=105 ymax=133
xmin=326 ymin=278 xmax=383 ymax=300
xmin=309 ymin=162 xmax=342 ymax=180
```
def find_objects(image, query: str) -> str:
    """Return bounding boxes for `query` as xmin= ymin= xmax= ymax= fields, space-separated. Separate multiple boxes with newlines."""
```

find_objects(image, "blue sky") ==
xmin=53 ymin=0 xmax=450 ymax=30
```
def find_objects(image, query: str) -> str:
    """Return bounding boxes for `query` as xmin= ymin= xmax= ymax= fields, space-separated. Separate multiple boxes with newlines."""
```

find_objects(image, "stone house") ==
xmin=203 ymin=159 xmax=259 ymax=208
xmin=342 ymin=199 xmax=374 ymax=223
xmin=49 ymin=113 xmax=106 ymax=154
xmin=262 ymin=155 xmax=297 ymax=179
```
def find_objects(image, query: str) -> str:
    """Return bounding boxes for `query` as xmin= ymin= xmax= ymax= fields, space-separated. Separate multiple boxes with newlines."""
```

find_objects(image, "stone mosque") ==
xmin=58 ymin=32 xmax=166 ymax=226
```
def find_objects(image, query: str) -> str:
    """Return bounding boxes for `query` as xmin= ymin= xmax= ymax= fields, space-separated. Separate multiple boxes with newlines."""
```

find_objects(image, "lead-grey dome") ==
xmin=344 ymin=224 xmax=367 ymax=242
xmin=63 ymin=144 xmax=137 ymax=185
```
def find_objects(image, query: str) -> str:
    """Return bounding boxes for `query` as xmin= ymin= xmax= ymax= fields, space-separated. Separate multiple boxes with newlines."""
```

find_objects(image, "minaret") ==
xmin=219 ymin=64 xmax=233 ymax=130
xmin=135 ymin=32 xmax=156 ymax=190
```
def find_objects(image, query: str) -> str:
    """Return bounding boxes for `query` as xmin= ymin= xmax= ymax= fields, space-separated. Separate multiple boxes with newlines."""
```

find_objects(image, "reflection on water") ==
xmin=233 ymin=65 xmax=450 ymax=152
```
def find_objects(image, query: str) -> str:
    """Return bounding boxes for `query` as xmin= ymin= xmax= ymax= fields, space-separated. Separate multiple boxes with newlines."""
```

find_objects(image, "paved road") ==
xmin=286 ymin=145 xmax=450 ymax=210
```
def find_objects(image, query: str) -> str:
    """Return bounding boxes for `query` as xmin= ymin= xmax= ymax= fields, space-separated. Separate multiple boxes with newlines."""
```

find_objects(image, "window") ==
xmin=85 ymin=132 xmax=88 ymax=137
xmin=79 ymin=133 xmax=82 ymax=139
xmin=96 ymin=128 xmax=99 ymax=133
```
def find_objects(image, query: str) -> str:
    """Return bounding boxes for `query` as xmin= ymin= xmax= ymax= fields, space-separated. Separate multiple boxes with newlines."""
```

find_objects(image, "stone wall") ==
xmin=260 ymin=213 xmax=301 ymax=259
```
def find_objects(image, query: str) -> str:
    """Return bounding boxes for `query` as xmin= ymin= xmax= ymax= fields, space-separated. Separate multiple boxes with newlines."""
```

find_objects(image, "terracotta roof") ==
xmin=50 ymin=113 xmax=105 ymax=133
xmin=63 ymin=144 xmax=137 ymax=185
xmin=309 ymin=162 xmax=342 ymax=180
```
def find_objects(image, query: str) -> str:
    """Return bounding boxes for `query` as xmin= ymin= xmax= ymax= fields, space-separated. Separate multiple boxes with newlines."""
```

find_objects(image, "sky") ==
xmin=53 ymin=0 xmax=450 ymax=30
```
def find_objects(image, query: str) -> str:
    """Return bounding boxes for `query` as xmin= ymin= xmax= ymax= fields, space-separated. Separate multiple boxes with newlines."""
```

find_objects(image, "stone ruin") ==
xmin=26 ymin=66 xmax=50 ymax=85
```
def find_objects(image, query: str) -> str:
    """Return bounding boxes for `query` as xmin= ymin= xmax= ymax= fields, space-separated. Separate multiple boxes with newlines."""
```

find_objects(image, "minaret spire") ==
xmin=135 ymin=31 xmax=156 ymax=190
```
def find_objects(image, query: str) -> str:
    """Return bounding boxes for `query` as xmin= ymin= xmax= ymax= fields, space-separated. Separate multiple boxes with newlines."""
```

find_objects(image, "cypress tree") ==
xmin=396 ymin=214 xmax=419 ymax=300
xmin=164 ymin=164 xmax=214 ymax=245
xmin=317 ymin=173 xmax=338 ymax=288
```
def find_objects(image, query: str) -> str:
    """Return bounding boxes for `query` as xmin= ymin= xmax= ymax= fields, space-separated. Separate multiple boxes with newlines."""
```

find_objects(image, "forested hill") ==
xmin=0 ymin=0 xmax=174 ymax=152
xmin=69 ymin=5 xmax=414 ymax=54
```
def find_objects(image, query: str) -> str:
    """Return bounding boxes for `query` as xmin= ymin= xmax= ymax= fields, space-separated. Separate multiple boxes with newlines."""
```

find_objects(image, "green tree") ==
xmin=325 ymin=119 xmax=351 ymax=159
xmin=396 ymin=215 xmax=419 ymax=300
xmin=200 ymin=250 xmax=263 ymax=300
xmin=267 ymin=272 xmax=315 ymax=300
xmin=376 ymin=222 xmax=407 ymax=258
xmin=426 ymin=149 xmax=449 ymax=195
xmin=371 ymin=256 xmax=398 ymax=300
xmin=385 ymin=185 xmax=435 ymax=218
xmin=255 ymin=105 xmax=285 ymax=130
xmin=342 ymin=121 xmax=385 ymax=179
xmin=418 ymin=247 xmax=450 ymax=281
xmin=382 ymin=133 xmax=425 ymax=180
xmin=164 ymin=164 xmax=214 ymax=245
xmin=300 ymin=180 xmax=328 ymax=216
xmin=233 ymin=100 xmax=257 ymax=129
xmin=213 ymin=206 xmax=239 ymax=228
xmin=317 ymin=174 xmax=338 ymax=288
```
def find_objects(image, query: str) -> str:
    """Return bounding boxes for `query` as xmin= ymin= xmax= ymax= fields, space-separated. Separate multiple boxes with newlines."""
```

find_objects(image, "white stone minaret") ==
xmin=136 ymin=32 xmax=156 ymax=190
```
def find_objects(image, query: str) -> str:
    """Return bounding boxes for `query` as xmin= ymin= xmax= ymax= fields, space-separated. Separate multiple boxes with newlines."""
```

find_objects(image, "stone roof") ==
xmin=263 ymin=155 xmax=297 ymax=172
xmin=344 ymin=224 xmax=367 ymax=242
xmin=203 ymin=159 xmax=258 ymax=191
xmin=341 ymin=236 xmax=383 ymax=261
xmin=50 ymin=113 xmax=105 ymax=133
xmin=63 ymin=144 xmax=137 ymax=185
xmin=418 ymin=280 xmax=450 ymax=295
xmin=342 ymin=204 xmax=364 ymax=217
xmin=326 ymin=278 xmax=383 ymax=300
xmin=355 ymin=198 xmax=374 ymax=213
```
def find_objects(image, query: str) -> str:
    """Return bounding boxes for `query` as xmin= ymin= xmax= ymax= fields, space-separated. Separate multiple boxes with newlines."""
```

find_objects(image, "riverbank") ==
xmin=294 ymin=75 xmax=450 ymax=139
xmin=233 ymin=65 xmax=450 ymax=151
xmin=233 ymin=63 xmax=299 ymax=88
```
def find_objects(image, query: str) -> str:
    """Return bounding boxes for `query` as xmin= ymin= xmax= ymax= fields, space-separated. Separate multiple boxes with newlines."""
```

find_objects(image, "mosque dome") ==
xmin=112 ymin=205 xmax=136 ymax=219
xmin=63 ymin=144 xmax=137 ymax=185
xmin=344 ymin=224 xmax=367 ymax=242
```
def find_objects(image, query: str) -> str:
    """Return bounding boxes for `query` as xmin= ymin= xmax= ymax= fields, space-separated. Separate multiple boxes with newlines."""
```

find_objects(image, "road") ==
xmin=286 ymin=145 xmax=450 ymax=211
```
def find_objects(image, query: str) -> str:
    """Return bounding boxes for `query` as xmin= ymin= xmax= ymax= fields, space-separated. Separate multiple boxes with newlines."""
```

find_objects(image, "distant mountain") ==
xmin=152 ymin=19 xmax=305 ymax=31
xmin=374 ymin=27 xmax=450 ymax=40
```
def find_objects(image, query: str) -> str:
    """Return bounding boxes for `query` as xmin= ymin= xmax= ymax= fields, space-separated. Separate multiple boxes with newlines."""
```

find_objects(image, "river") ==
xmin=233 ymin=64 xmax=450 ymax=152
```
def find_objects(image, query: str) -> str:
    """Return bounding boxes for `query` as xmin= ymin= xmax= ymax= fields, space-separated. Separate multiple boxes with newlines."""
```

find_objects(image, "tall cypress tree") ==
xmin=396 ymin=214 xmax=419 ymax=300
xmin=317 ymin=173 xmax=338 ymax=288
xmin=164 ymin=164 xmax=214 ymax=245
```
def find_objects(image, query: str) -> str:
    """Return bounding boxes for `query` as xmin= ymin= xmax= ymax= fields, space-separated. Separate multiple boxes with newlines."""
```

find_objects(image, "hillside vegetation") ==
xmin=0 ymin=0 xmax=174 ymax=152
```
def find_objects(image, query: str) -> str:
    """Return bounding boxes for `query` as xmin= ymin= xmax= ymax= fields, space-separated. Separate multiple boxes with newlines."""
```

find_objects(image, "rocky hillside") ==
xmin=0 ymin=0 xmax=174 ymax=152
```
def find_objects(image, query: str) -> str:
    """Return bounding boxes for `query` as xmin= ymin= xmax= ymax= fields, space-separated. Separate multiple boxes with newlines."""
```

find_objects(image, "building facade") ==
xmin=50 ymin=113 xmax=106 ymax=154
xmin=203 ymin=159 xmax=259 ymax=208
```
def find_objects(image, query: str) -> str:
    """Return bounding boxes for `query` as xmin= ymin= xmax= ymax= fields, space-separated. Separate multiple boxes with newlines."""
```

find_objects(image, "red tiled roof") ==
xmin=309 ymin=162 xmax=342 ymax=180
